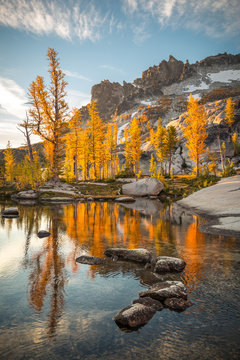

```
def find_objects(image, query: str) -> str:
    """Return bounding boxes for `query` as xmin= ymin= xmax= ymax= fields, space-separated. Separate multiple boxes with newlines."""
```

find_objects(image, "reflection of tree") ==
xmin=28 ymin=210 xmax=66 ymax=337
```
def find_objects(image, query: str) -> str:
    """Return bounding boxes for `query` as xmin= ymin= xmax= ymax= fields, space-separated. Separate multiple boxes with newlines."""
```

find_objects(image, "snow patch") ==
xmin=207 ymin=69 xmax=240 ymax=83
xmin=131 ymin=111 xmax=137 ymax=119
xmin=188 ymin=93 xmax=201 ymax=100
xmin=140 ymin=100 xmax=154 ymax=106
xmin=184 ymin=81 xmax=209 ymax=93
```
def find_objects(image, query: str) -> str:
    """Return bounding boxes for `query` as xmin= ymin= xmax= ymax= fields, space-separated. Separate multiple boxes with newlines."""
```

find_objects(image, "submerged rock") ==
xmin=132 ymin=297 xmax=163 ymax=311
xmin=37 ymin=230 xmax=51 ymax=238
xmin=154 ymin=256 xmax=186 ymax=274
xmin=122 ymin=177 xmax=164 ymax=197
xmin=1 ymin=208 xmax=19 ymax=218
xmin=164 ymin=297 xmax=193 ymax=311
xmin=116 ymin=196 xmax=135 ymax=203
xmin=139 ymin=281 xmax=187 ymax=301
xmin=76 ymin=255 xmax=104 ymax=265
xmin=104 ymin=248 xmax=151 ymax=264
xmin=113 ymin=303 xmax=156 ymax=330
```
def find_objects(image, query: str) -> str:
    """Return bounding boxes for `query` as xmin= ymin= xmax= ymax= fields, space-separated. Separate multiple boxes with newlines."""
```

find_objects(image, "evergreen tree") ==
xmin=166 ymin=125 xmax=178 ymax=175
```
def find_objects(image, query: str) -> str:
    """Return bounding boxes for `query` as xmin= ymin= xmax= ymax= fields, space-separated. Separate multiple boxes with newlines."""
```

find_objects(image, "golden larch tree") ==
xmin=28 ymin=48 xmax=68 ymax=181
xmin=225 ymin=97 xmax=235 ymax=127
xmin=128 ymin=118 xmax=142 ymax=174
xmin=182 ymin=94 xmax=208 ymax=177
xmin=4 ymin=141 xmax=15 ymax=183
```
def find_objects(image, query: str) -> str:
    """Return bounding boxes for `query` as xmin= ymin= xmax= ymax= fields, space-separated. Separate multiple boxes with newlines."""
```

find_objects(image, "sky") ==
xmin=0 ymin=0 xmax=240 ymax=149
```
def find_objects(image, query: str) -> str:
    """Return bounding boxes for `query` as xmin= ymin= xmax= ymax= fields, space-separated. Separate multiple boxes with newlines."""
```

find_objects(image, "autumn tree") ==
xmin=232 ymin=132 xmax=239 ymax=155
xmin=128 ymin=118 xmax=142 ymax=174
xmin=17 ymin=112 xmax=34 ymax=162
xmin=28 ymin=48 xmax=68 ymax=181
xmin=165 ymin=125 xmax=178 ymax=175
xmin=87 ymin=100 xmax=105 ymax=179
xmin=151 ymin=118 xmax=167 ymax=175
xmin=105 ymin=123 xmax=118 ymax=178
xmin=225 ymin=97 xmax=235 ymax=127
xmin=4 ymin=141 xmax=15 ymax=183
xmin=182 ymin=94 xmax=208 ymax=177
xmin=65 ymin=108 xmax=82 ymax=181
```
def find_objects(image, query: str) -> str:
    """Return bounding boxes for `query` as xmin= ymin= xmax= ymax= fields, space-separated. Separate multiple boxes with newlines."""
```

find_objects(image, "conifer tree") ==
xmin=182 ymin=94 xmax=208 ymax=177
xmin=28 ymin=48 xmax=68 ymax=181
xmin=65 ymin=108 xmax=82 ymax=181
xmin=87 ymin=100 xmax=105 ymax=179
xmin=166 ymin=125 xmax=178 ymax=175
xmin=225 ymin=97 xmax=235 ymax=127
xmin=4 ymin=141 xmax=15 ymax=183
xmin=128 ymin=118 xmax=141 ymax=174
xmin=232 ymin=132 xmax=239 ymax=155
xmin=124 ymin=126 xmax=132 ymax=171
xmin=151 ymin=119 xmax=167 ymax=175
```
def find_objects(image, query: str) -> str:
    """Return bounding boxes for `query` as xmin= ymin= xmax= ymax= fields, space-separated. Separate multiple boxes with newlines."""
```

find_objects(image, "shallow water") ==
xmin=0 ymin=199 xmax=240 ymax=360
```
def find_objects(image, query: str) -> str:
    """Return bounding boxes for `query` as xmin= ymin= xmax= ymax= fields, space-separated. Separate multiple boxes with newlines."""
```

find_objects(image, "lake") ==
xmin=0 ymin=199 xmax=240 ymax=360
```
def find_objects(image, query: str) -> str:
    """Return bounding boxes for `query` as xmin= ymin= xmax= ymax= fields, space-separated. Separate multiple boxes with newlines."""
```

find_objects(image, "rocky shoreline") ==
xmin=178 ymin=175 xmax=240 ymax=236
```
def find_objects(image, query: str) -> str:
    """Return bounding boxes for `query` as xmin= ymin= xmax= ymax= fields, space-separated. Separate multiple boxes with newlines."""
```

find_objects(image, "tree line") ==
xmin=2 ymin=49 xmax=239 ymax=189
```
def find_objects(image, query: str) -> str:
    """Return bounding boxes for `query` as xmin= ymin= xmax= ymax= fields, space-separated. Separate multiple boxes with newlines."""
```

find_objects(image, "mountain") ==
xmin=87 ymin=52 xmax=240 ymax=125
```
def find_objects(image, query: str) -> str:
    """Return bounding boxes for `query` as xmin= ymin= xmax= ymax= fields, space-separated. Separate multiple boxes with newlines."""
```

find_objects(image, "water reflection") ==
xmin=0 ymin=200 xmax=238 ymax=342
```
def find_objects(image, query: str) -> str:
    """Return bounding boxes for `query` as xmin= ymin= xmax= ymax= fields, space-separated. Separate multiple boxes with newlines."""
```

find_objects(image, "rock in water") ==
xmin=37 ymin=230 xmax=51 ymax=238
xmin=132 ymin=297 xmax=163 ymax=311
xmin=116 ymin=196 xmax=135 ymax=203
xmin=164 ymin=298 xmax=193 ymax=311
xmin=139 ymin=281 xmax=187 ymax=301
xmin=15 ymin=190 xmax=39 ymax=199
xmin=1 ymin=208 xmax=19 ymax=218
xmin=104 ymin=248 xmax=151 ymax=264
xmin=76 ymin=255 xmax=104 ymax=265
xmin=122 ymin=178 xmax=164 ymax=197
xmin=113 ymin=303 xmax=156 ymax=330
xmin=154 ymin=256 xmax=186 ymax=273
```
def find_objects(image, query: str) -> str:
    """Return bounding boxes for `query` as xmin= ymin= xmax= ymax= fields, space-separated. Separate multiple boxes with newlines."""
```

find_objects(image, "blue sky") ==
xmin=0 ymin=0 xmax=240 ymax=148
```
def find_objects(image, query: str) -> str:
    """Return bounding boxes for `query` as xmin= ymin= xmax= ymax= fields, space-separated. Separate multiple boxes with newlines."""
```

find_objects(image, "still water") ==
xmin=0 ymin=199 xmax=240 ymax=360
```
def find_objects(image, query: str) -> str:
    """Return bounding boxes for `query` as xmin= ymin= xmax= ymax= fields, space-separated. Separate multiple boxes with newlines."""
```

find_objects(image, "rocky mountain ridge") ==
xmin=89 ymin=52 xmax=240 ymax=123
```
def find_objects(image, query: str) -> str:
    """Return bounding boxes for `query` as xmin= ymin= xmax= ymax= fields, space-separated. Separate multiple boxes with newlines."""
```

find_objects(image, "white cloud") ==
xmin=64 ymin=69 xmax=92 ymax=82
xmin=0 ymin=77 xmax=27 ymax=119
xmin=0 ymin=0 xmax=106 ymax=41
xmin=122 ymin=0 xmax=240 ymax=38
xmin=99 ymin=65 xmax=125 ymax=75
xmin=67 ymin=89 xmax=90 ymax=109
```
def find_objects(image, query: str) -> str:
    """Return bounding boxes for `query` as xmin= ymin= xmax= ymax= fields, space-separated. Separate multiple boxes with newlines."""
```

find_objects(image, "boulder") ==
xmin=139 ymin=281 xmax=187 ymax=301
xmin=15 ymin=190 xmax=39 ymax=199
xmin=37 ymin=230 xmax=51 ymax=238
xmin=154 ymin=256 xmax=186 ymax=274
xmin=116 ymin=196 xmax=135 ymax=203
xmin=104 ymin=248 xmax=151 ymax=264
xmin=122 ymin=177 xmax=164 ymax=197
xmin=113 ymin=303 xmax=156 ymax=330
xmin=164 ymin=297 xmax=193 ymax=311
xmin=76 ymin=255 xmax=104 ymax=265
xmin=1 ymin=208 xmax=19 ymax=218
xmin=132 ymin=297 xmax=163 ymax=311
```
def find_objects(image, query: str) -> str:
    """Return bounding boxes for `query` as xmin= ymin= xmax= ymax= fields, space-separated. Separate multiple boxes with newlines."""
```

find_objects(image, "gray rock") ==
xmin=104 ymin=248 xmax=151 ymax=264
xmin=37 ymin=230 xmax=51 ymax=238
xmin=139 ymin=281 xmax=187 ymax=301
xmin=164 ymin=297 xmax=193 ymax=311
xmin=41 ymin=197 xmax=74 ymax=202
xmin=116 ymin=196 xmax=135 ymax=203
xmin=154 ymin=256 xmax=186 ymax=273
xmin=113 ymin=303 xmax=156 ymax=329
xmin=15 ymin=190 xmax=39 ymax=199
xmin=132 ymin=297 xmax=163 ymax=311
xmin=76 ymin=255 xmax=104 ymax=265
xmin=122 ymin=177 xmax=164 ymax=196
xmin=1 ymin=208 xmax=19 ymax=218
